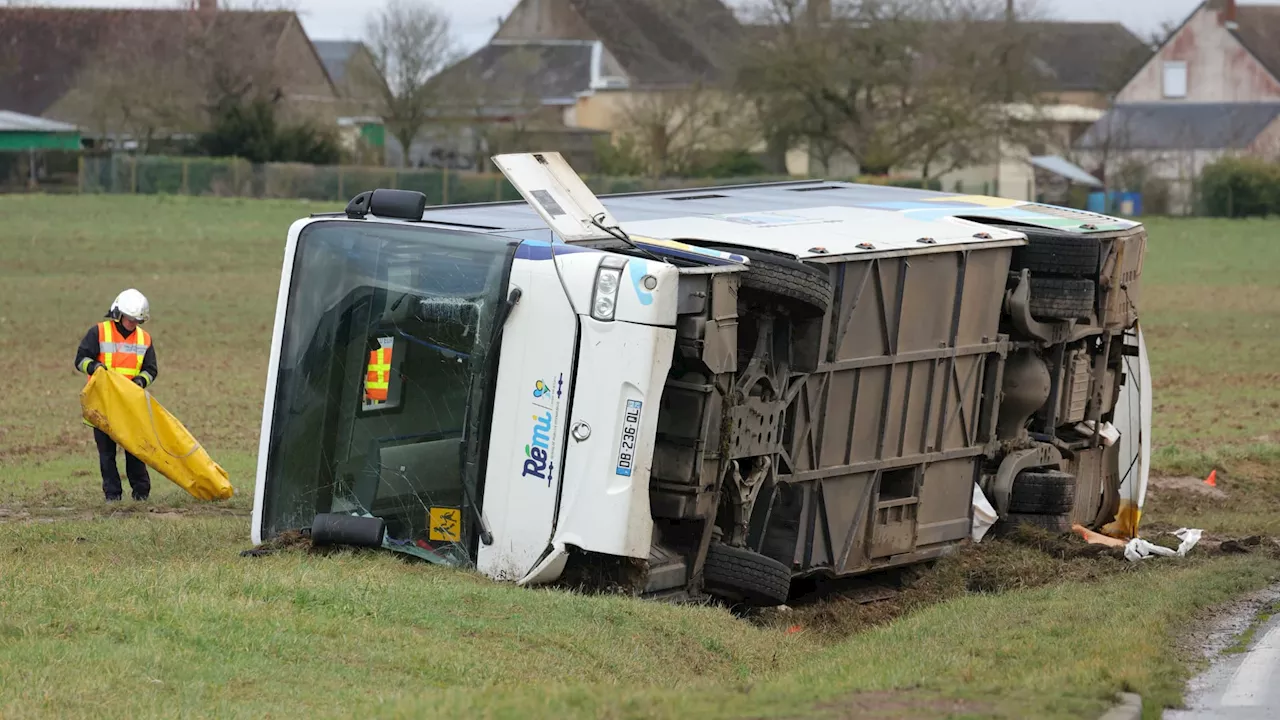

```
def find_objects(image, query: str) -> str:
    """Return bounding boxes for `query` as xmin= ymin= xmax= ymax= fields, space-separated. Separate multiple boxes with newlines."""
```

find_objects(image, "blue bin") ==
xmin=1087 ymin=191 xmax=1142 ymax=216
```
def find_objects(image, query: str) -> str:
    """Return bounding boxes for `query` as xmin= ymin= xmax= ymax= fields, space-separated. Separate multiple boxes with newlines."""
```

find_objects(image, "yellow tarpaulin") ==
xmin=80 ymin=370 xmax=234 ymax=501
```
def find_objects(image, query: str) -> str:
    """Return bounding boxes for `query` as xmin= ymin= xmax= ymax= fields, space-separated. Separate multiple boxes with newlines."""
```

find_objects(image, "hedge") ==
xmin=1199 ymin=157 xmax=1280 ymax=218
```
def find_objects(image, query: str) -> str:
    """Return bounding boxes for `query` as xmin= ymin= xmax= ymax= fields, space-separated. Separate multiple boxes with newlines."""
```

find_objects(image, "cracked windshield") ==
xmin=261 ymin=220 xmax=517 ymax=566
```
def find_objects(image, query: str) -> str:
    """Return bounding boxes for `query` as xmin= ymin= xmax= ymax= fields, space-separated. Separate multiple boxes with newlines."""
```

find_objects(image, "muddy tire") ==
xmin=1009 ymin=231 xmax=1103 ymax=276
xmin=998 ymin=512 xmax=1073 ymax=534
xmin=705 ymin=246 xmax=833 ymax=317
xmin=1009 ymin=470 xmax=1076 ymax=515
xmin=1028 ymin=277 xmax=1095 ymax=320
xmin=702 ymin=542 xmax=792 ymax=607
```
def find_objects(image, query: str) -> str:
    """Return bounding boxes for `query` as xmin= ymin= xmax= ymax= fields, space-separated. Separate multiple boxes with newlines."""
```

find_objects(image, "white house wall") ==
xmin=1076 ymin=146 xmax=1229 ymax=214
xmin=1117 ymin=6 xmax=1280 ymax=103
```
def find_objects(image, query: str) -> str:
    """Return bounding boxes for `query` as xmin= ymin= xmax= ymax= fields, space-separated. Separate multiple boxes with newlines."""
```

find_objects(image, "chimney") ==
xmin=1220 ymin=0 xmax=1238 ymax=26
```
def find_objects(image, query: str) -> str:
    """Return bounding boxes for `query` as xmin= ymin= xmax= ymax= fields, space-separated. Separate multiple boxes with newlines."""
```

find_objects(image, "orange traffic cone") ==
xmin=1205 ymin=469 xmax=1218 ymax=487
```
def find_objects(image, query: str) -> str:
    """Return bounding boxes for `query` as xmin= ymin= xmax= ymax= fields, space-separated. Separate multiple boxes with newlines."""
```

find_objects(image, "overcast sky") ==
xmin=25 ymin=0 xmax=1279 ymax=51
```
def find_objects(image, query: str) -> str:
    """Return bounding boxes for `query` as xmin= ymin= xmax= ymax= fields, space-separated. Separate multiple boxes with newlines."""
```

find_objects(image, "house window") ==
xmin=1163 ymin=61 xmax=1188 ymax=98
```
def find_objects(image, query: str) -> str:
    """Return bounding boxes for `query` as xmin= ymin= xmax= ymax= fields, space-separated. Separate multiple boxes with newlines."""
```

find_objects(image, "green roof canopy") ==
xmin=0 ymin=110 xmax=81 ymax=151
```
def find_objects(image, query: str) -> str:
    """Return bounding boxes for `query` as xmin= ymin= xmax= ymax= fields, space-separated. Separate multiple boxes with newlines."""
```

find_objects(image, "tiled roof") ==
xmin=1076 ymin=102 xmax=1280 ymax=150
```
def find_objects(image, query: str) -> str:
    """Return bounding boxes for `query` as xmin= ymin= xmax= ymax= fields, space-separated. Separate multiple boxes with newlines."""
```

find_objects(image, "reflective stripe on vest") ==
xmin=365 ymin=346 xmax=392 ymax=402
xmin=96 ymin=321 xmax=150 ymax=379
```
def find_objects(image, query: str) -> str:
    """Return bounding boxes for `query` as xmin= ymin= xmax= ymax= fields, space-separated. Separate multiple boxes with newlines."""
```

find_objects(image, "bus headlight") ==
xmin=591 ymin=257 xmax=626 ymax=321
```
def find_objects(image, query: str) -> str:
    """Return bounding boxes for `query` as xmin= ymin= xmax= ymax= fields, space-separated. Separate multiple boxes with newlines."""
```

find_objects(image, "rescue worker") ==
xmin=74 ymin=289 xmax=157 ymax=502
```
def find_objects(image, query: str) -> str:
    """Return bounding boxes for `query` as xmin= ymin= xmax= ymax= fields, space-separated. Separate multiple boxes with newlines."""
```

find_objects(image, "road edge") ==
xmin=1097 ymin=692 xmax=1142 ymax=720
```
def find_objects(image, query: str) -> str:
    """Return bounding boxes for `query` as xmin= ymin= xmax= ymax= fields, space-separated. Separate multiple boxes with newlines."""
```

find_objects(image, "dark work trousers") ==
xmin=93 ymin=428 xmax=151 ymax=500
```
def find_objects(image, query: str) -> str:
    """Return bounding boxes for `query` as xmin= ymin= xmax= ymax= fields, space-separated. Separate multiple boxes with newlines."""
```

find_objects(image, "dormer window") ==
xmin=589 ymin=41 xmax=629 ymax=90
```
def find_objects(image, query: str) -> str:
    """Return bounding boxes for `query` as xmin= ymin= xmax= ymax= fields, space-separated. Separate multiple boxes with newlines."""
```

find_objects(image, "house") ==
xmin=1016 ymin=21 xmax=1153 ymax=109
xmin=313 ymin=40 xmax=387 ymax=116
xmin=934 ymin=21 xmax=1148 ymax=201
xmin=413 ymin=0 xmax=743 ymax=172
xmin=0 ymin=3 xmax=340 ymax=151
xmin=313 ymin=40 xmax=389 ymax=164
xmin=1077 ymin=0 xmax=1280 ymax=212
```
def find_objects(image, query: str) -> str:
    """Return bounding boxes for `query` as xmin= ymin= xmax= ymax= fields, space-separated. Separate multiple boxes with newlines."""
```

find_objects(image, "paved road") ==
xmin=1167 ymin=611 xmax=1280 ymax=720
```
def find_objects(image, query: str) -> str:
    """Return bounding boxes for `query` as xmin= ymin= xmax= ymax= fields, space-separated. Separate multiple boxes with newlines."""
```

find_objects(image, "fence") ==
xmin=22 ymin=153 xmax=1138 ymax=212
xmin=73 ymin=154 xmax=813 ymax=205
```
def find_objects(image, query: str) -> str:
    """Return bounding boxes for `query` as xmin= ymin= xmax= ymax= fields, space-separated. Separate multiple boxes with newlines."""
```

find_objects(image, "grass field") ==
xmin=2 ymin=195 xmax=1279 ymax=719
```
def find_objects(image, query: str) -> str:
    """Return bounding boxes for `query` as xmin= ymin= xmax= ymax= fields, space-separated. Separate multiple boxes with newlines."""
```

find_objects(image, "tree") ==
xmin=58 ymin=22 xmax=199 ymax=153
xmin=363 ymin=0 xmax=460 ymax=166
xmin=736 ymin=0 xmax=1046 ymax=178
xmin=441 ymin=45 xmax=554 ymax=172
xmin=57 ymin=0 xmax=305 ymax=151
xmin=615 ymin=83 xmax=757 ymax=177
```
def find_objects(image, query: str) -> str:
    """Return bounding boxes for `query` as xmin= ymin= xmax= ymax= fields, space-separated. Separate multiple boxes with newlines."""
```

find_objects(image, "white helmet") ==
xmin=109 ymin=289 xmax=150 ymax=323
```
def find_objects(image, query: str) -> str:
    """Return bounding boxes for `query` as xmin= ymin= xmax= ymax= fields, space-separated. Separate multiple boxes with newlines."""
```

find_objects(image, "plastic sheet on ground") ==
xmin=972 ymin=482 xmax=998 ymax=542
xmin=81 ymin=369 xmax=233 ymax=501
xmin=1124 ymin=528 xmax=1203 ymax=562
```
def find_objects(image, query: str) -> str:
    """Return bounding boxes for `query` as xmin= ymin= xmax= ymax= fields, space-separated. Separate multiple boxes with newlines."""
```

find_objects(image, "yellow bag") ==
xmin=80 ymin=370 xmax=234 ymax=501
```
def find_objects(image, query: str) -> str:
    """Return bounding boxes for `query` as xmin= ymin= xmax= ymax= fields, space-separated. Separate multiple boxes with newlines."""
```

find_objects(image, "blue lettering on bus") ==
xmin=522 ymin=410 xmax=553 ymax=486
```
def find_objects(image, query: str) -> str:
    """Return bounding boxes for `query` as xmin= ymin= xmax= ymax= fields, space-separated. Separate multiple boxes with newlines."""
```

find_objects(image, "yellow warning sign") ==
xmin=428 ymin=507 xmax=461 ymax=542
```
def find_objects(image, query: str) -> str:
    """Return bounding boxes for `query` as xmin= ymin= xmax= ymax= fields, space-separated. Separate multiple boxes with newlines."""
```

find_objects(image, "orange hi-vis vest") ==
xmin=82 ymin=321 xmax=153 ymax=428
xmin=365 ymin=341 xmax=393 ymax=403
xmin=97 ymin=320 xmax=151 ymax=380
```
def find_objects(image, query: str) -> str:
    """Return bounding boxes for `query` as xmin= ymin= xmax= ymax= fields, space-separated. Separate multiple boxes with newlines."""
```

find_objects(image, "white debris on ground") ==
xmin=1124 ymin=528 xmax=1204 ymax=562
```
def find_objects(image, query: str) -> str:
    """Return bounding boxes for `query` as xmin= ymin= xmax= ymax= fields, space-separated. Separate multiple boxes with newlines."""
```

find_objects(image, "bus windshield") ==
xmin=260 ymin=220 xmax=517 ymax=565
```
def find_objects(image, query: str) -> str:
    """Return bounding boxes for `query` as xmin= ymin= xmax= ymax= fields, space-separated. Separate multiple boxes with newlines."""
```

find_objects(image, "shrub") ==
xmin=1199 ymin=157 xmax=1280 ymax=218
xmin=199 ymin=98 xmax=340 ymax=165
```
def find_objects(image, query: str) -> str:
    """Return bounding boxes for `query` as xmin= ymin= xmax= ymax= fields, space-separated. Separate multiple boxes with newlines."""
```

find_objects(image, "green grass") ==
xmin=1139 ymin=218 xmax=1280 ymax=476
xmin=3 ymin=195 xmax=1280 ymax=718
xmin=1 ymin=194 xmax=327 ymax=503
xmin=0 ymin=516 xmax=1274 ymax=719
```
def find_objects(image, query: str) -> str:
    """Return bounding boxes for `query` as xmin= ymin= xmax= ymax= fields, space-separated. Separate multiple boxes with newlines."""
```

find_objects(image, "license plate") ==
xmin=615 ymin=399 xmax=643 ymax=476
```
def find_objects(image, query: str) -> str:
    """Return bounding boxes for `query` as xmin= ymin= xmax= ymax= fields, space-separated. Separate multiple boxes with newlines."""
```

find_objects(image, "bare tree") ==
xmin=363 ymin=0 xmax=459 ymax=166
xmin=58 ymin=21 xmax=200 ymax=152
xmin=736 ymin=0 xmax=1047 ymax=177
xmin=615 ymin=83 xmax=756 ymax=177
xmin=54 ymin=0 xmax=303 ymax=148
xmin=441 ymin=45 xmax=553 ymax=171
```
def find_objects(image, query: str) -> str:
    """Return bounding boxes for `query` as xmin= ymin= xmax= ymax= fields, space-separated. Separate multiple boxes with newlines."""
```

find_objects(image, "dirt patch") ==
xmin=239 ymin=530 xmax=314 ymax=557
xmin=0 ymin=506 xmax=32 ymax=524
xmin=781 ymin=690 xmax=991 ymax=719
xmin=756 ymin=526 xmax=1137 ymax=641
xmin=0 ymin=501 xmax=248 ymax=524
xmin=1151 ymin=475 xmax=1228 ymax=500
xmin=1173 ymin=583 xmax=1280 ymax=703
xmin=553 ymin=548 xmax=649 ymax=597
xmin=1206 ymin=535 xmax=1280 ymax=559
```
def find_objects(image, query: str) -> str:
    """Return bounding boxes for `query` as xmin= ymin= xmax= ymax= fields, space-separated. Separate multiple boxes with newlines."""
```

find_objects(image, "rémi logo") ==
xmin=523 ymin=411 xmax=553 ymax=486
